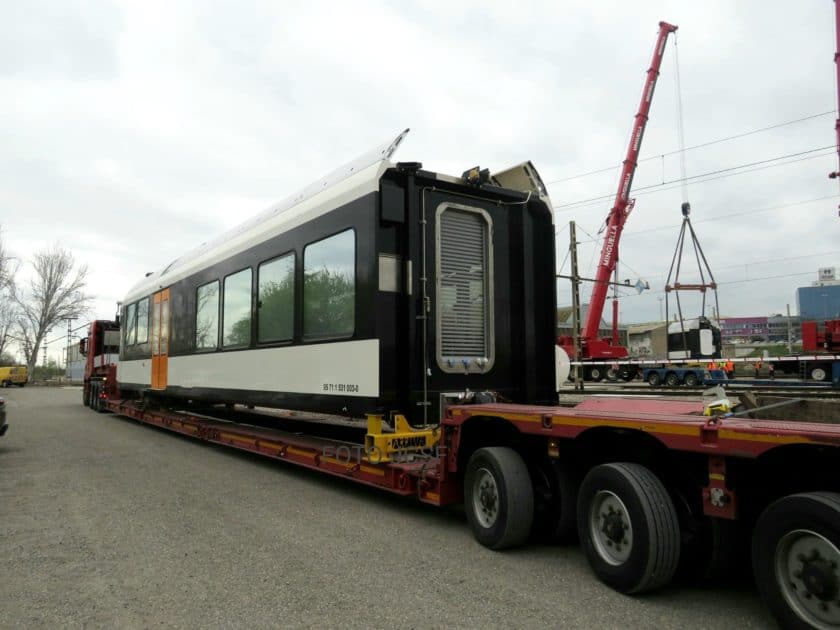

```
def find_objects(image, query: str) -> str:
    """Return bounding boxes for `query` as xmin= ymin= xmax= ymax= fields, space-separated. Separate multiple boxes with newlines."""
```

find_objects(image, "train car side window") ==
xmin=258 ymin=253 xmax=294 ymax=343
xmin=223 ymin=269 xmax=252 ymax=347
xmin=195 ymin=280 xmax=220 ymax=351
xmin=303 ymin=229 xmax=355 ymax=340
xmin=136 ymin=297 xmax=149 ymax=344
xmin=125 ymin=302 xmax=137 ymax=346
xmin=435 ymin=203 xmax=495 ymax=374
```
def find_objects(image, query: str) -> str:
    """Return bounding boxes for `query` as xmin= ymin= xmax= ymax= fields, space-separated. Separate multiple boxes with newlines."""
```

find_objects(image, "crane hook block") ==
xmin=681 ymin=202 xmax=691 ymax=217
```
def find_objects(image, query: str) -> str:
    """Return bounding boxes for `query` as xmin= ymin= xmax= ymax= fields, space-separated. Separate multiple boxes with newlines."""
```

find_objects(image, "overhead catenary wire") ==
xmin=546 ymin=110 xmax=835 ymax=185
xmin=554 ymin=147 xmax=835 ymax=212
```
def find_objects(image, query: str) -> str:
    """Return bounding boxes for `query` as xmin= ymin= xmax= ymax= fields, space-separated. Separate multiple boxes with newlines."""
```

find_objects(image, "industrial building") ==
xmin=797 ymin=267 xmax=840 ymax=322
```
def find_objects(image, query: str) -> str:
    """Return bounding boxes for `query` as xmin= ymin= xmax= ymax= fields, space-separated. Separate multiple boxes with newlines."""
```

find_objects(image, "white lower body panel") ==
xmin=118 ymin=339 xmax=379 ymax=397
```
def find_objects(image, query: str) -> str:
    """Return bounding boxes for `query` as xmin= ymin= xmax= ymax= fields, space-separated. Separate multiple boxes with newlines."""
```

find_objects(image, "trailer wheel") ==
xmin=684 ymin=372 xmax=699 ymax=387
xmin=606 ymin=367 xmax=619 ymax=382
xmin=577 ymin=462 xmax=680 ymax=594
xmin=89 ymin=382 xmax=97 ymax=409
xmin=679 ymin=514 xmax=745 ymax=582
xmin=810 ymin=366 xmax=828 ymax=382
xmin=587 ymin=366 xmax=604 ymax=382
xmin=464 ymin=447 xmax=534 ymax=550
xmin=531 ymin=459 xmax=579 ymax=543
xmin=665 ymin=372 xmax=681 ymax=387
xmin=752 ymin=492 xmax=840 ymax=630
xmin=647 ymin=372 xmax=661 ymax=387
xmin=619 ymin=367 xmax=637 ymax=382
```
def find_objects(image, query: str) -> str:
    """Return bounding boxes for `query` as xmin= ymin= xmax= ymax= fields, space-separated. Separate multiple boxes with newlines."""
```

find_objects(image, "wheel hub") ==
xmin=589 ymin=490 xmax=633 ymax=565
xmin=602 ymin=509 xmax=626 ymax=543
xmin=473 ymin=468 xmax=499 ymax=529
xmin=777 ymin=529 xmax=840 ymax=628
xmin=799 ymin=553 xmax=838 ymax=602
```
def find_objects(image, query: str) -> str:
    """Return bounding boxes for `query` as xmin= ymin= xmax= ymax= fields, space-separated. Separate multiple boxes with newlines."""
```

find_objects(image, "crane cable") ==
xmin=673 ymin=32 xmax=689 ymax=202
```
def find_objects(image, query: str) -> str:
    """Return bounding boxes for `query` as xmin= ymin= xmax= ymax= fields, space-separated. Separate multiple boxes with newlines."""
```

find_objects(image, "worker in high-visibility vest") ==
xmin=707 ymin=360 xmax=717 ymax=371
xmin=724 ymin=359 xmax=734 ymax=379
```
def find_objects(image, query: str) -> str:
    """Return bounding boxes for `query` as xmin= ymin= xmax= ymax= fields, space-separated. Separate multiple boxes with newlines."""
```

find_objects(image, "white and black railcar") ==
xmin=117 ymin=130 xmax=557 ymax=423
xmin=666 ymin=316 xmax=722 ymax=361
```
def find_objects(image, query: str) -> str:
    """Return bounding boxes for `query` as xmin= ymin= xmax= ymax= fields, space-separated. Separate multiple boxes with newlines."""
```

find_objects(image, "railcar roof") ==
xmin=121 ymin=129 xmax=551 ymax=304
xmin=122 ymin=130 xmax=410 ymax=303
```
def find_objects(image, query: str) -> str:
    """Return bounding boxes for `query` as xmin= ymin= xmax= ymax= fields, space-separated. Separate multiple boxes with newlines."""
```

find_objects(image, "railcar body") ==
xmin=118 ymin=130 xmax=557 ymax=422
xmin=666 ymin=316 xmax=721 ymax=361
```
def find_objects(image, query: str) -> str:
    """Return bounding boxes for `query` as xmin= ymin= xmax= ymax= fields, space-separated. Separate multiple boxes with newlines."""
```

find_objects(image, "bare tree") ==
xmin=12 ymin=245 xmax=91 ymax=377
xmin=0 ymin=227 xmax=8 ymax=289
xmin=0 ymin=299 xmax=15 ymax=360
xmin=0 ymin=227 xmax=19 ymax=361
xmin=0 ymin=226 xmax=17 ymax=290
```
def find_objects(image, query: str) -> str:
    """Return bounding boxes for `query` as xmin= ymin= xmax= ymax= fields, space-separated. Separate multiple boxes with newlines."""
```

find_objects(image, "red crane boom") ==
xmin=562 ymin=21 xmax=677 ymax=372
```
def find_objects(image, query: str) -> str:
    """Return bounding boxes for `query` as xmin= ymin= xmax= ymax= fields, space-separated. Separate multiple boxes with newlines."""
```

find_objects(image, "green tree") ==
xmin=259 ymin=276 xmax=294 ymax=341
xmin=303 ymin=268 xmax=354 ymax=337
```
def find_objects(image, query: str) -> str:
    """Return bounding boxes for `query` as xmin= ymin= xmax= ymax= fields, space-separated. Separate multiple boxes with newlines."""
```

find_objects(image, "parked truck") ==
xmin=774 ymin=318 xmax=840 ymax=381
xmin=80 ymin=318 xmax=119 ymax=411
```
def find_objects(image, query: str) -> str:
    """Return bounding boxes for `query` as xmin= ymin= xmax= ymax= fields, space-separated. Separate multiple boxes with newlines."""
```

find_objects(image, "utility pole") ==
xmin=569 ymin=221 xmax=583 ymax=391
xmin=786 ymin=303 xmax=793 ymax=353
xmin=65 ymin=318 xmax=75 ymax=371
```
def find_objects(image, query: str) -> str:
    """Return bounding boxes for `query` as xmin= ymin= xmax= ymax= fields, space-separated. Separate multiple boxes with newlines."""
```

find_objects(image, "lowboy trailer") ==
xmin=92 ymin=388 xmax=840 ymax=629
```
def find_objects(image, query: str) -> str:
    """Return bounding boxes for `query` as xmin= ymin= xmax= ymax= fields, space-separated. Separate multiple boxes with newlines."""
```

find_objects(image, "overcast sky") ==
xmin=2 ymin=0 xmax=839 ymax=362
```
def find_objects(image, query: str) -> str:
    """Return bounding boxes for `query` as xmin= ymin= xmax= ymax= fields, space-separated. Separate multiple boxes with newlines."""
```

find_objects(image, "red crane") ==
xmin=559 ymin=21 xmax=677 ymax=379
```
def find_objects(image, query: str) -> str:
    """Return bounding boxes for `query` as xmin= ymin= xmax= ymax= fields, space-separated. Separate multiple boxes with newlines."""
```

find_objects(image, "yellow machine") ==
xmin=364 ymin=413 xmax=439 ymax=463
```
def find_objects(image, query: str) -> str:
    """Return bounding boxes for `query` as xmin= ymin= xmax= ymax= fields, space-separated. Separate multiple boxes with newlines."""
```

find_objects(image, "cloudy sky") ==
xmin=2 ymin=0 xmax=839 ymax=362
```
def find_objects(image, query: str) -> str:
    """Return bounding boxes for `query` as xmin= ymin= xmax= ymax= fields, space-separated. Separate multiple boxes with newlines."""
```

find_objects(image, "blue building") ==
xmin=797 ymin=268 xmax=840 ymax=322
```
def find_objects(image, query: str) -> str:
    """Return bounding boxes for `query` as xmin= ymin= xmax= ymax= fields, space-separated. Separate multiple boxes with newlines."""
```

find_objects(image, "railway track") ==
xmin=564 ymin=384 xmax=840 ymax=400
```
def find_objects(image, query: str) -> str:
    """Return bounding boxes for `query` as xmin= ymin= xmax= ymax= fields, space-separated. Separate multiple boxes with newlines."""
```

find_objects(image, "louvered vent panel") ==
xmin=439 ymin=210 xmax=487 ymax=360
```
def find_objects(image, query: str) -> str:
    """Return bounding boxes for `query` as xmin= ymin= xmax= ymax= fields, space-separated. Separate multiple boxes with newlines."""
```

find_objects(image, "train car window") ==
xmin=125 ymin=302 xmax=137 ymax=346
xmin=195 ymin=280 xmax=220 ymax=350
xmin=258 ymin=253 xmax=294 ymax=343
xmin=435 ymin=204 xmax=494 ymax=374
xmin=223 ymin=269 xmax=252 ymax=347
xmin=136 ymin=297 xmax=149 ymax=344
xmin=303 ymin=229 xmax=355 ymax=339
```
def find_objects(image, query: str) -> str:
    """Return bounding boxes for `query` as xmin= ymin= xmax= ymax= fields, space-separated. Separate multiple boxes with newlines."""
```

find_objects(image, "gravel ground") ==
xmin=0 ymin=387 xmax=775 ymax=629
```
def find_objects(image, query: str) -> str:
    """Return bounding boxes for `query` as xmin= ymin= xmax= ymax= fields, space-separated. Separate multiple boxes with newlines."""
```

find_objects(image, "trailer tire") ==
xmin=577 ymin=462 xmax=681 ymax=594
xmin=679 ymin=515 xmax=745 ymax=582
xmin=752 ymin=492 xmax=840 ymax=630
xmin=606 ymin=367 xmax=619 ymax=382
xmin=647 ymin=372 xmax=661 ymax=387
xmin=91 ymin=382 xmax=100 ymax=411
xmin=619 ymin=367 xmax=637 ymax=382
xmin=83 ymin=384 xmax=90 ymax=408
xmin=531 ymin=459 xmax=580 ymax=543
xmin=683 ymin=372 xmax=699 ymax=387
xmin=810 ymin=366 xmax=828 ymax=382
xmin=587 ymin=366 xmax=604 ymax=382
xmin=465 ymin=447 xmax=534 ymax=550
xmin=665 ymin=372 xmax=681 ymax=387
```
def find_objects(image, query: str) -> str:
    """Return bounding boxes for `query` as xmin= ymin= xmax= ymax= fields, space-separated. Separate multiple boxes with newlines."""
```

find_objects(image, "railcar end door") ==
xmin=151 ymin=289 xmax=170 ymax=390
